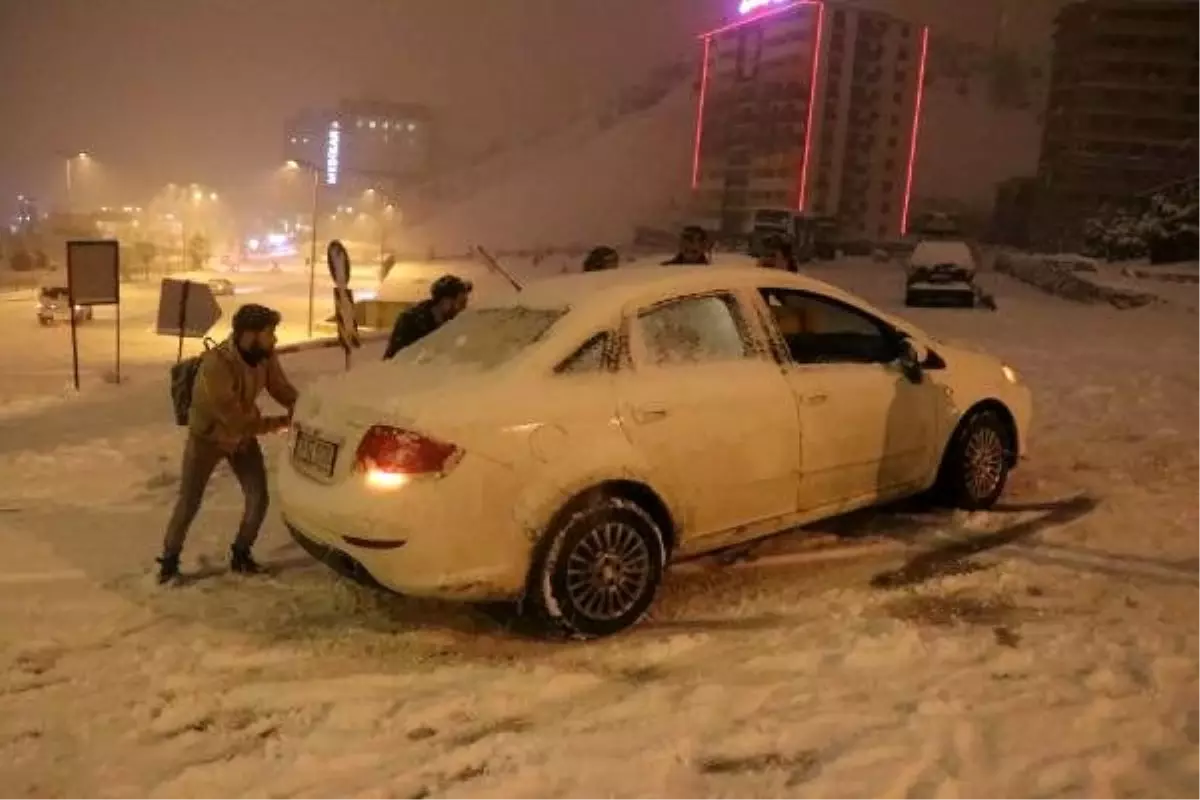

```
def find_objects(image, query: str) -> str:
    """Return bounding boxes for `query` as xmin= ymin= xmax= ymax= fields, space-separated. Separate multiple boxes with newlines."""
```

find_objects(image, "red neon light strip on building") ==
xmin=700 ymin=0 xmax=819 ymax=39
xmin=900 ymin=25 xmax=930 ymax=236
xmin=692 ymin=36 xmax=712 ymax=190
xmin=796 ymin=1 xmax=824 ymax=211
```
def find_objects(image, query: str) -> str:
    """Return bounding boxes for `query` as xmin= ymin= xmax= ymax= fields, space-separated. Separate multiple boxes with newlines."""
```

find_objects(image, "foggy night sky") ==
xmin=0 ymin=0 xmax=1055 ymax=213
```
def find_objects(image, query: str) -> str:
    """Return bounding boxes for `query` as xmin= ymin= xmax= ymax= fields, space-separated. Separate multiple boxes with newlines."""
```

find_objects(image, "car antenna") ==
xmin=473 ymin=245 xmax=523 ymax=292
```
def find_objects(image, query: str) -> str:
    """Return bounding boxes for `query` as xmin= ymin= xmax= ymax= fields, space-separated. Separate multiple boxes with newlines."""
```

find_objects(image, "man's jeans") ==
xmin=162 ymin=435 xmax=269 ymax=559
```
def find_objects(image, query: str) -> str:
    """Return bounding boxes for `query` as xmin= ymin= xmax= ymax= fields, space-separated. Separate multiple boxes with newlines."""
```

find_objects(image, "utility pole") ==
xmin=307 ymin=166 xmax=320 ymax=339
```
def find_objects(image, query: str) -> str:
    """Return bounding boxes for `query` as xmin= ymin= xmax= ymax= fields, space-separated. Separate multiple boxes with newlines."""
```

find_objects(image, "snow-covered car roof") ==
xmin=909 ymin=240 xmax=975 ymax=269
xmin=465 ymin=261 xmax=925 ymax=346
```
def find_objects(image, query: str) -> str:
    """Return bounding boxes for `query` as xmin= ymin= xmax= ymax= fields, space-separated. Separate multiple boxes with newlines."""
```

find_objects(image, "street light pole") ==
xmin=64 ymin=158 xmax=73 ymax=212
xmin=62 ymin=152 xmax=90 ymax=213
xmin=306 ymin=166 xmax=320 ymax=339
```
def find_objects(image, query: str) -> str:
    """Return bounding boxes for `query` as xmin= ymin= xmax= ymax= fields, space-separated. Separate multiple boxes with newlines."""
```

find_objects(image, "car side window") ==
xmin=636 ymin=294 xmax=751 ymax=367
xmin=759 ymin=288 xmax=898 ymax=365
xmin=556 ymin=333 xmax=611 ymax=374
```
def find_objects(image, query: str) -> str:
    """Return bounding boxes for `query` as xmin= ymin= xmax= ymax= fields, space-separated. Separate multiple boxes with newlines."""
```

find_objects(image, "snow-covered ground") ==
xmin=0 ymin=259 xmax=1195 ymax=797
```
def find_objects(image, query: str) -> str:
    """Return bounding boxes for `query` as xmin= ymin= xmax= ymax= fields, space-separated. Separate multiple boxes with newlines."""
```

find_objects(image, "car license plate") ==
xmin=293 ymin=428 xmax=339 ymax=477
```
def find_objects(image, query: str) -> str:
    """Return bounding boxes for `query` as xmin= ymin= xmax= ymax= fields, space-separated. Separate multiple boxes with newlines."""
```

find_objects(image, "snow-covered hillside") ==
xmin=401 ymin=83 xmax=695 ymax=255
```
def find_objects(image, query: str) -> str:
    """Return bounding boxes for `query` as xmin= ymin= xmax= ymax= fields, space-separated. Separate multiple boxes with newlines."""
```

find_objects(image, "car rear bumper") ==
xmin=277 ymin=455 xmax=531 ymax=602
xmin=906 ymin=282 xmax=976 ymax=305
xmin=1009 ymin=383 xmax=1034 ymax=463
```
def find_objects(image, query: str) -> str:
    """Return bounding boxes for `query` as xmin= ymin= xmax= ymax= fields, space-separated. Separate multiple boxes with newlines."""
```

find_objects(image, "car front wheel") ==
xmin=937 ymin=409 xmax=1013 ymax=510
xmin=528 ymin=494 xmax=666 ymax=639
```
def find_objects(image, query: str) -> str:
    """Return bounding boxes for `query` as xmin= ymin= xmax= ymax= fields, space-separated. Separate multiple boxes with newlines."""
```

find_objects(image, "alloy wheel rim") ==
xmin=564 ymin=522 xmax=651 ymax=621
xmin=965 ymin=426 xmax=1005 ymax=499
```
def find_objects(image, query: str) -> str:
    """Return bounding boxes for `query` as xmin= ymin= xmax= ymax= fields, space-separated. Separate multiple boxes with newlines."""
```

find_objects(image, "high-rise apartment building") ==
xmin=692 ymin=0 xmax=928 ymax=241
xmin=1033 ymin=0 xmax=1198 ymax=246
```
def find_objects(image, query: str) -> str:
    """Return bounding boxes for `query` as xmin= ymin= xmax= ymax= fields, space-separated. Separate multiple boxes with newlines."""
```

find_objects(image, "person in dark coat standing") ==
xmin=582 ymin=245 xmax=620 ymax=272
xmin=661 ymin=225 xmax=712 ymax=265
xmin=382 ymin=274 xmax=473 ymax=360
xmin=758 ymin=236 xmax=800 ymax=273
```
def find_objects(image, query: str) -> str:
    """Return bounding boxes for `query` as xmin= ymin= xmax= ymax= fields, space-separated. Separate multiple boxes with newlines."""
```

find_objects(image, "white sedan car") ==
xmin=280 ymin=266 xmax=1032 ymax=638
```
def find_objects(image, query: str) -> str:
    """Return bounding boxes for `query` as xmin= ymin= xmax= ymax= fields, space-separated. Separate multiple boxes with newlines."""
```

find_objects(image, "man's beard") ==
xmin=238 ymin=343 xmax=270 ymax=366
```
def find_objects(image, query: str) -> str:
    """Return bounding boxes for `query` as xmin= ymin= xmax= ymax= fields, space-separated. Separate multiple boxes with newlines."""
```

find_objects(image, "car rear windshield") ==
xmin=392 ymin=306 xmax=566 ymax=371
xmin=911 ymin=241 xmax=973 ymax=268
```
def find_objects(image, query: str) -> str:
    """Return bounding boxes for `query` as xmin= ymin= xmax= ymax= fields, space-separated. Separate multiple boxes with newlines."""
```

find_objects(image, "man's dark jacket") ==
xmin=383 ymin=300 xmax=440 ymax=360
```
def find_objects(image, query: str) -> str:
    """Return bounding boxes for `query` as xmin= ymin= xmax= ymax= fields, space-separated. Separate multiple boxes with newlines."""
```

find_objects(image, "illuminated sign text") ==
xmin=325 ymin=121 xmax=341 ymax=185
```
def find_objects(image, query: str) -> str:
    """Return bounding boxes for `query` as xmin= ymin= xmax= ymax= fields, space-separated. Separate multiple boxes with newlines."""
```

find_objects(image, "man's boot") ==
xmin=230 ymin=546 xmax=264 ymax=575
xmin=157 ymin=554 xmax=181 ymax=585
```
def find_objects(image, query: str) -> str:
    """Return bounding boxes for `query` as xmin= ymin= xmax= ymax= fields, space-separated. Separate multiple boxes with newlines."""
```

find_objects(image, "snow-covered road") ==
xmin=0 ymin=266 xmax=376 ymax=412
xmin=0 ymin=259 xmax=1195 ymax=797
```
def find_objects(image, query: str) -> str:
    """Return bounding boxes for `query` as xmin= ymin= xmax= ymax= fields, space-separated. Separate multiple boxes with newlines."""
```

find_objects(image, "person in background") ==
xmin=661 ymin=225 xmax=712 ymax=265
xmin=157 ymin=304 xmax=298 ymax=584
xmin=583 ymin=245 xmax=620 ymax=272
xmin=383 ymin=274 xmax=473 ymax=360
xmin=758 ymin=236 xmax=800 ymax=273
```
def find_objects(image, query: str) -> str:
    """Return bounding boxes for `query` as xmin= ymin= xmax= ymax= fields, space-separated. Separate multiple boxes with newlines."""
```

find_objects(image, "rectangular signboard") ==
xmin=66 ymin=240 xmax=120 ymax=306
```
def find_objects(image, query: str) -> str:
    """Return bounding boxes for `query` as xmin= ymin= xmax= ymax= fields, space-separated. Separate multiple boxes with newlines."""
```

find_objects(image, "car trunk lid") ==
xmin=289 ymin=361 xmax=511 ymax=484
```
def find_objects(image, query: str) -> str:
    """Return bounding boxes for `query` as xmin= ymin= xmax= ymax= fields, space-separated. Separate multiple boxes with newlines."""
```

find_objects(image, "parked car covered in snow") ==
xmin=905 ymin=239 xmax=979 ymax=307
xmin=280 ymin=266 xmax=1032 ymax=638
xmin=36 ymin=284 xmax=93 ymax=326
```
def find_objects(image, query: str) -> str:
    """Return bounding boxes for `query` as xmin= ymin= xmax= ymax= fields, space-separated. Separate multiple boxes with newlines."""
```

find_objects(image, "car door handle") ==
xmin=631 ymin=404 xmax=670 ymax=423
xmin=804 ymin=393 xmax=829 ymax=405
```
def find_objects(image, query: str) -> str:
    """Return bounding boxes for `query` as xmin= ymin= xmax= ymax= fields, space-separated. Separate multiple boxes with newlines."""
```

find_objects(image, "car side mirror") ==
xmin=896 ymin=338 xmax=928 ymax=383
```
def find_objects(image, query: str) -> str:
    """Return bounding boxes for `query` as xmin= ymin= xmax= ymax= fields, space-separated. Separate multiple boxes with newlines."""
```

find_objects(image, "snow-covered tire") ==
xmin=936 ymin=408 xmax=1013 ymax=510
xmin=527 ymin=494 xmax=666 ymax=639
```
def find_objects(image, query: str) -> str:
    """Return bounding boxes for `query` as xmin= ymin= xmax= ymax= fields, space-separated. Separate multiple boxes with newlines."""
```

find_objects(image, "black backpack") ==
xmin=169 ymin=338 xmax=217 ymax=426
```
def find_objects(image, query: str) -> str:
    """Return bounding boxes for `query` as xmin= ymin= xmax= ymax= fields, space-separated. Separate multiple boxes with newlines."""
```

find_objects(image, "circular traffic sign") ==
xmin=327 ymin=239 xmax=351 ymax=288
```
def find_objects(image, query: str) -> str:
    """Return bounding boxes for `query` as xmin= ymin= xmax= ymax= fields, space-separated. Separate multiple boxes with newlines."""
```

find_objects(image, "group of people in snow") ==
xmin=154 ymin=223 xmax=801 ymax=583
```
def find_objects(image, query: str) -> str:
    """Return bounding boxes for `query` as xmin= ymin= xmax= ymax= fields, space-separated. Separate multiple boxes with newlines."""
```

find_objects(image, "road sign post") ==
xmin=175 ymin=280 xmax=191 ymax=363
xmin=66 ymin=240 xmax=122 ymax=390
xmin=327 ymin=239 xmax=360 ymax=370
xmin=156 ymin=278 xmax=223 ymax=360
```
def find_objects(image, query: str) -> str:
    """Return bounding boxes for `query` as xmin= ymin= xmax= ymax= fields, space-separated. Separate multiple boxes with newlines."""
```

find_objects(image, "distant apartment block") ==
xmin=284 ymin=100 xmax=433 ymax=192
xmin=1033 ymin=0 xmax=1198 ymax=246
xmin=691 ymin=0 xmax=928 ymax=241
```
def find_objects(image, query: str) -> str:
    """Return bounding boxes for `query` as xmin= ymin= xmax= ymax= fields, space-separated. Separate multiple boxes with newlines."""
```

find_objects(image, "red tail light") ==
xmin=354 ymin=425 xmax=462 ymax=478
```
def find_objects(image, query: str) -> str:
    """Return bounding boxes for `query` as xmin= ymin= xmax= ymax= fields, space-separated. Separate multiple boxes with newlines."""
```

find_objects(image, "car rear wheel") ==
xmin=527 ymin=494 xmax=666 ymax=639
xmin=937 ymin=409 xmax=1012 ymax=510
